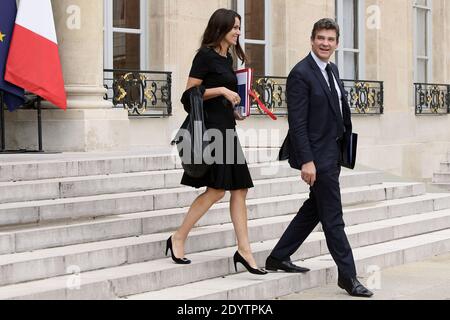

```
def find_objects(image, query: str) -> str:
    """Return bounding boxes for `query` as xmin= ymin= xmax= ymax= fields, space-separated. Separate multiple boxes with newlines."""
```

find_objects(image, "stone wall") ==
xmin=4 ymin=0 xmax=450 ymax=179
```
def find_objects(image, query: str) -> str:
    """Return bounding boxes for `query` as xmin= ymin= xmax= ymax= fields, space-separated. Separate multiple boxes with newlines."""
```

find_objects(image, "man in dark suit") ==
xmin=265 ymin=18 xmax=373 ymax=298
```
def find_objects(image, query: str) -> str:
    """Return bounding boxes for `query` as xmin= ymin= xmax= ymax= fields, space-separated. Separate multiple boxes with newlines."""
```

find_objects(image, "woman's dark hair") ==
xmin=311 ymin=18 xmax=340 ymax=42
xmin=201 ymin=8 xmax=247 ymax=64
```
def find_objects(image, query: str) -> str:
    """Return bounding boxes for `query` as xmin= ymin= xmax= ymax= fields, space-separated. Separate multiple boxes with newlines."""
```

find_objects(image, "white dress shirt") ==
xmin=310 ymin=51 xmax=343 ymax=116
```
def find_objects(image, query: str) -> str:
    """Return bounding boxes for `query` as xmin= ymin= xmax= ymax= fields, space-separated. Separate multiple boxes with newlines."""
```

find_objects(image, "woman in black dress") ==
xmin=166 ymin=9 xmax=266 ymax=275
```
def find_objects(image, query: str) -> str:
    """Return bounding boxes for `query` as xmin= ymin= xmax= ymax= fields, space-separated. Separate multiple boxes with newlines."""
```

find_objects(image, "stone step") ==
xmin=0 ymin=149 xmax=280 ymax=182
xmin=439 ymin=162 xmax=450 ymax=172
xmin=125 ymin=229 xmax=450 ymax=300
xmin=0 ymin=171 xmax=385 ymax=227
xmin=431 ymin=183 xmax=450 ymax=192
xmin=1 ymin=210 xmax=449 ymax=299
xmin=432 ymin=173 xmax=450 ymax=184
xmin=0 ymin=161 xmax=299 ymax=204
xmin=1 ymin=190 xmax=448 ymax=256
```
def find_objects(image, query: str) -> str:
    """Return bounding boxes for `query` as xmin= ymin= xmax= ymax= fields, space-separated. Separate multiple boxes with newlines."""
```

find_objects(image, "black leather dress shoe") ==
xmin=265 ymin=256 xmax=310 ymax=273
xmin=338 ymin=277 xmax=374 ymax=298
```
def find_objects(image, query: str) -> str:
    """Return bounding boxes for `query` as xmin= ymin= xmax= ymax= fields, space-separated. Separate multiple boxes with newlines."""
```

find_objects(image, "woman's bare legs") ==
xmin=171 ymin=187 xmax=225 ymax=258
xmin=230 ymin=188 xmax=259 ymax=269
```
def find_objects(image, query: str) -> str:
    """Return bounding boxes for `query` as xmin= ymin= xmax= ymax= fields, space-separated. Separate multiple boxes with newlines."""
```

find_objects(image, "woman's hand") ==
xmin=233 ymin=109 xmax=245 ymax=121
xmin=222 ymin=87 xmax=241 ymax=107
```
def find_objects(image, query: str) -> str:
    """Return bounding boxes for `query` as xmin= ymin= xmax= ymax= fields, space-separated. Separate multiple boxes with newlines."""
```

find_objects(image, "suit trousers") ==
xmin=270 ymin=164 xmax=357 ymax=279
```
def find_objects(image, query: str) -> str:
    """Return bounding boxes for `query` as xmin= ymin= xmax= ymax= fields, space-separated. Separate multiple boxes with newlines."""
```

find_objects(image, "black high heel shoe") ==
xmin=166 ymin=236 xmax=191 ymax=264
xmin=233 ymin=251 xmax=267 ymax=275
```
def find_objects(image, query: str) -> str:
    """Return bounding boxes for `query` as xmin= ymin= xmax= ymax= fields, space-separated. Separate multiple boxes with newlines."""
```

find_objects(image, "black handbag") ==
xmin=171 ymin=86 xmax=211 ymax=178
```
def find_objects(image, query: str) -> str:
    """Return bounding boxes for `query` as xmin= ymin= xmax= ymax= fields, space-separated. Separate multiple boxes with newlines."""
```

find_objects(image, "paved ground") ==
xmin=278 ymin=254 xmax=450 ymax=300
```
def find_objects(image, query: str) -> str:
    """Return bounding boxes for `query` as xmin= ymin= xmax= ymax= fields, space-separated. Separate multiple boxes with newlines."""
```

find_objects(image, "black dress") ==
xmin=180 ymin=47 xmax=254 ymax=191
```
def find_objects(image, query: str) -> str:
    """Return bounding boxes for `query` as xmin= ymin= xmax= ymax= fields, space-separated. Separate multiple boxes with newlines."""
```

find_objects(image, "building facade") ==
xmin=4 ymin=0 xmax=450 ymax=180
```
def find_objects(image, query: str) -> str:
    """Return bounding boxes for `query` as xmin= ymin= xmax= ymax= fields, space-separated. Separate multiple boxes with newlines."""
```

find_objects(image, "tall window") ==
xmin=104 ymin=0 xmax=148 ymax=70
xmin=414 ymin=0 xmax=432 ymax=83
xmin=236 ymin=0 xmax=271 ymax=75
xmin=336 ymin=0 xmax=365 ymax=79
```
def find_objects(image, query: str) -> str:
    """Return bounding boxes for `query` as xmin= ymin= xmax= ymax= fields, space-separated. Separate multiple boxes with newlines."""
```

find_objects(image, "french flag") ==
xmin=5 ymin=0 xmax=67 ymax=110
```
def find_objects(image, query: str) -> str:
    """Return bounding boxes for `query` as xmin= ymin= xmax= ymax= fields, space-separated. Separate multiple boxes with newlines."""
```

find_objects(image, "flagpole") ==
xmin=37 ymin=96 xmax=43 ymax=152
xmin=0 ymin=91 xmax=5 ymax=151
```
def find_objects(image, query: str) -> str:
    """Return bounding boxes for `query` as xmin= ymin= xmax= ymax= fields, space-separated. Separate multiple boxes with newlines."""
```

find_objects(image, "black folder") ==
xmin=278 ymin=131 xmax=358 ymax=170
xmin=340 ymin=132 xmax=358 ymax=170
xmin=278 ymin=134 xmax=290 ymax=161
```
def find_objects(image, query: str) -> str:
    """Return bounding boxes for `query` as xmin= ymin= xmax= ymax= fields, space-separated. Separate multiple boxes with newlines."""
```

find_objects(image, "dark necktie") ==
xmin=325 ymin=64 xmax=344 ymax=139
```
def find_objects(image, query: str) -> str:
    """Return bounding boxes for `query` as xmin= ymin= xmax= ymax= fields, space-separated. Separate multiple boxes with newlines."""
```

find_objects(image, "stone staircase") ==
xmin=432 ymin=152 xmax=450 ymax=191
xmin=0 ymin=149 xmax=449 ymax=300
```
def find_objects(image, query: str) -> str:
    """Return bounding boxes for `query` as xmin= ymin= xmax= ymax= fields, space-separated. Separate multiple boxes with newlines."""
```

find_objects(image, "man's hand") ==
xmin=301 ymin=161 xmax=316 ymax=186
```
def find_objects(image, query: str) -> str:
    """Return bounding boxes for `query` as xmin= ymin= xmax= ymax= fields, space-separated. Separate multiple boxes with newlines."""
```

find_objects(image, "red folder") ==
xmin=235 ymin=68 xmax=277 ymax=120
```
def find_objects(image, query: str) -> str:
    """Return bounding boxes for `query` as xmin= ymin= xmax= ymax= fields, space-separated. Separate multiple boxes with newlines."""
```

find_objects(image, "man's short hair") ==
xmin=311 ymin=18 xmax=340 ymax=42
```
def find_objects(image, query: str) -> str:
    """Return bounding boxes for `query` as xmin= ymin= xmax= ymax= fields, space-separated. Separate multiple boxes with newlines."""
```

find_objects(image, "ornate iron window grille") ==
xmin=414 ymin=83 xmax=450 ymax=115
xmin=341 ymin=79 xmax=384 ymax=115
xmin=249 ymin=76 xmax=384 ymax=116
xmin=103 ymin=69 xmax=172 ymax=117
xmin=251 ymin=76 xmax=287 ymax=116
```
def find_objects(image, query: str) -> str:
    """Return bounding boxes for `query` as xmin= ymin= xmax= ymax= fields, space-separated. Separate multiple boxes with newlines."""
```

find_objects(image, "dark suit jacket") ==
xmin=280 ymin=53 xmax=352 ymax=173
